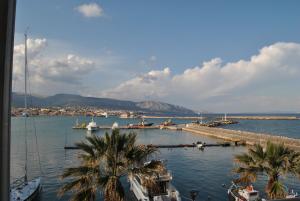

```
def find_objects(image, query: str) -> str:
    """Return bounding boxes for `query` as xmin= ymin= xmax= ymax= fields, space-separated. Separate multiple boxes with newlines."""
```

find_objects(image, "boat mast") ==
xmin=24 ymin=32 xmax=28 ymax=183
xmin=200 ymin=113 xmax=203 ymax=124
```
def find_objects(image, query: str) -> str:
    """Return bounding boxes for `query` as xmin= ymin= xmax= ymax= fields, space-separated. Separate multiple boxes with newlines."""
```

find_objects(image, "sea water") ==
xmin=11 ymin=116 xmax=300 ymax=201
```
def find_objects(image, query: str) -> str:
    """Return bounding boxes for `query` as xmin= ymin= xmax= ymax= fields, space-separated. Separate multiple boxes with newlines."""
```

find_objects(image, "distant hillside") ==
xmin=12 ymin=93 xmax=196 ymax=116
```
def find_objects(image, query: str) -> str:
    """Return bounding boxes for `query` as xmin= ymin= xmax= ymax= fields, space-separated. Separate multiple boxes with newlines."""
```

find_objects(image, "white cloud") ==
xmin=12 ymin=39 xmax=300 ymax=112
xmin=101 ymin=68 xmax=171 ymax=100
xmin=75 ymin=3 xmax=103 ymax=18
xmin=102 ymin=42 xmax=300 ymax=112
xmin=13 ymin=38 xmax=97 ymax=95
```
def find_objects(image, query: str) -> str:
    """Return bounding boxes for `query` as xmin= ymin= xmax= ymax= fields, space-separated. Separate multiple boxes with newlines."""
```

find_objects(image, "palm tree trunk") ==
xmin=104 ymin=177 xmax=125 ymax=201
xmin=266 ymin=174 xmax=285 ymax=199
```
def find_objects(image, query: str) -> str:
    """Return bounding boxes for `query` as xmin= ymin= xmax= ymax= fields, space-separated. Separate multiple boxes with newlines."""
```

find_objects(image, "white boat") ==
xmin=11 ymin=178 xmax=42 ymax=201
xmin=10 ymin=32 xmax=42 ymax=201
xmin=129 ymin=160 xmax=181 ymax=201
xmin=228 ymin=182 xmax=265 ymax=201
xmin=86 ymin=117 xmax=98 ymax=131
xmin=196 ymin=141 xmax=205 ymax=149
xmin=228 ymin=182 xmax=299 ymax=201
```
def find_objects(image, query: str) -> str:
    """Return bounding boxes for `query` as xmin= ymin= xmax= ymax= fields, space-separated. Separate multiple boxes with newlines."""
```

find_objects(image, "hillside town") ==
xmin=11 ymin=107 xmax=143 ymax=118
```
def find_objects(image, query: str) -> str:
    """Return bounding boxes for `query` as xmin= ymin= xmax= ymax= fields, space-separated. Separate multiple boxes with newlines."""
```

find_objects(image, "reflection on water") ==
xmin=11 ymin=116 xmax=300 ymax=200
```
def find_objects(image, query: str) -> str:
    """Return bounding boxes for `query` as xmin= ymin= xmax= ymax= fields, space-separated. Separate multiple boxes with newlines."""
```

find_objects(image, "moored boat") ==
xmin=227 ymin=182 xmax=299 ymax=201
xmin=129 ymin=160 xmax=181 ymax=201
xmin=128 ymin=118 xmax=154 ymax=128
xmin=227 ymin=182 xmax=265 ymax=201
xmin=196 ymin=141 xmax=205 ymax=149
xmin=138 ymin=118 xmax=154 ymax=127
xmin=161 ymin=119 xmax=176 ymax=126
xmin=11 ymin=177 xmax=42 ymax=201
xmin=10 ymin=32 xmax=42 ymax=201
xmin=86 ymin=117 xmax=98 ymax=131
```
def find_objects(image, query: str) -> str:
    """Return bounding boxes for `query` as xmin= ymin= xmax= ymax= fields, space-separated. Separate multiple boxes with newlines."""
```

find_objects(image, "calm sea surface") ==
xmin=11 ymin=116 xmax=300 ymax=201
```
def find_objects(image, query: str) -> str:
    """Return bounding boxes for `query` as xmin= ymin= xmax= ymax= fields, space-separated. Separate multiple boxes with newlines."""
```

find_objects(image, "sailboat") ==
xmin=10 ymin=32 xmax=42 ymax=201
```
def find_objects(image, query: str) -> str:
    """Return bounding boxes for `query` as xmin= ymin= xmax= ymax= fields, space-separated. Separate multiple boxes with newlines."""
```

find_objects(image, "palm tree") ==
xmin=234 ymin=141 xmax=300 ymax=199
xmin=58 ymin=128 xmax=158 ymax=201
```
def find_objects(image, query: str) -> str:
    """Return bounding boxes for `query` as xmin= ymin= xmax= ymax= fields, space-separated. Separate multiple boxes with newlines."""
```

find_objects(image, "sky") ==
xmin=12 ymin=0 xmax=300 ymax=113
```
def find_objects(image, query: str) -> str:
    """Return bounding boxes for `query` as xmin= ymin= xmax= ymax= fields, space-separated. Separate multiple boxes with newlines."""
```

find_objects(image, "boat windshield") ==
xmin=148 ymin=181 xmax=168 ymax=196
xmin=249 ymin=192 xmax=258 ymax=197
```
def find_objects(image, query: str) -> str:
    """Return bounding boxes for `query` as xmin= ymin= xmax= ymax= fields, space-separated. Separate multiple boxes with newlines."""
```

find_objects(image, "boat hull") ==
xmin=11 ymin=178 xmax=42 ymax=201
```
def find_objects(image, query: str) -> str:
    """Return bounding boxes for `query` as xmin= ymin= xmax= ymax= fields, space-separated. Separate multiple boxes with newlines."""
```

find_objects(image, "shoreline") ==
xmin=182 ymin=124 xmax=300 ymax=151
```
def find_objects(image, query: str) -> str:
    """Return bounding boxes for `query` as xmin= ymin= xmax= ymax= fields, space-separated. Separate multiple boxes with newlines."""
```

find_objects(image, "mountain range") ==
xmin=11 ymin=93 xmax=196 ymax=116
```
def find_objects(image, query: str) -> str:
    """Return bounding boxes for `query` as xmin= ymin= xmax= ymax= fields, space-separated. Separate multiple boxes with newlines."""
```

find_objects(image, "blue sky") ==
xmin=13 ymin=1 xmax=300 ymax=112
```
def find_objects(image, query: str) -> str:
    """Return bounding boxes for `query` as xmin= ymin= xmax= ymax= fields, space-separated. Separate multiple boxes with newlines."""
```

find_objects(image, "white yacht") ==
xmin=10 ymin=32 xmax=42 ymax=201
xmin=129 ymin=160 xmax=181 ymax=201
xmin=86 ymin=117 xmax=98 ymax=131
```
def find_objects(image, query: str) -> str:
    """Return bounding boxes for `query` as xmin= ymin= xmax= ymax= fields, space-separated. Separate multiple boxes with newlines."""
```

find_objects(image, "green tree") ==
xmin=234 ymin=141 xmax=300 ymax=199
xmin=58 ymin=129 xmax=158 ymax=201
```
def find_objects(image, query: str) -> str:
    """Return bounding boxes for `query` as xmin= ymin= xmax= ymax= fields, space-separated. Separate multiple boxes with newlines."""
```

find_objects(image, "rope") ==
xmin=26 ymin=60 xmax=44 ymax=176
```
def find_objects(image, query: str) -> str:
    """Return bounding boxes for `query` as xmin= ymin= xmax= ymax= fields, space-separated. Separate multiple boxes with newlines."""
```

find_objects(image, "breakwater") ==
xmin=142 ymin=116 xmax=205 ymax=120
xmin=227 ymin=116 xmax=299 ymax=120
xmin=183 ymin=124 xmax=300 ymax=151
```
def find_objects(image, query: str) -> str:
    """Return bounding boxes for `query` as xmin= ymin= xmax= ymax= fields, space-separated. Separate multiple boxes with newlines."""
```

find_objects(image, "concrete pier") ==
xmin=183 ymin=124 xmax=300 ymax=151
xmin=226 ymin=116 xmax=299 ymax=120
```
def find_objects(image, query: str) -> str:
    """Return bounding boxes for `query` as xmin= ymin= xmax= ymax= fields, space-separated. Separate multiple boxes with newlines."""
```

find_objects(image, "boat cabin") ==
xmin=238 ymin=187 xmax=260 ymax=201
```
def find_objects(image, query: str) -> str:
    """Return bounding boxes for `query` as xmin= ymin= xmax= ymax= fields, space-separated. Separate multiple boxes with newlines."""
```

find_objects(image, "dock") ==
xmin=183 ymin=124 xmax=300 ymax=151
xmin=64 ymin=142 xmax=238 ymax=150
xmin=72 ymin=125 xmax=160 ymax=130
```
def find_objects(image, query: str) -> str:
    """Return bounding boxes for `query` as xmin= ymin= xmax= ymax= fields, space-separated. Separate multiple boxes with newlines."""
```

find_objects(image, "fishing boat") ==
xmin=10 ymin=32 xmax=42 ymax=201
xmin=127 ymin=118 xmax=154 ymax=129
xmin=160 ymin=119 xmax=176 ymax=126
xmin=227 ymin=182 xmax=299 ymax=201
xmin=129 ymin=160 xmax=181 ymax=201
xmin=86 ymin=117 xmax=98 ymax=131
xmin=138 ymin=118 xmax=154 ymax=127
xmin=227 ymin=182 xmax=265 ymax=201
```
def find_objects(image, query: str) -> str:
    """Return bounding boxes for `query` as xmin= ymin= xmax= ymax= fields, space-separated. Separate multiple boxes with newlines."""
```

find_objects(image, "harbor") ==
xmin=71 ymin=116 xmax=300 ymax=151
xmin=11 ymin=115 xmax=300 ymax=201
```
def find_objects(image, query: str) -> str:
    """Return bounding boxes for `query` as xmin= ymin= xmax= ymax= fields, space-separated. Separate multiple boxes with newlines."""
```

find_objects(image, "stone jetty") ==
xmin=183 ymin=124 xmax=300 ymax=151
xmin=226 ymin=116 xmax=299 ymax=120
